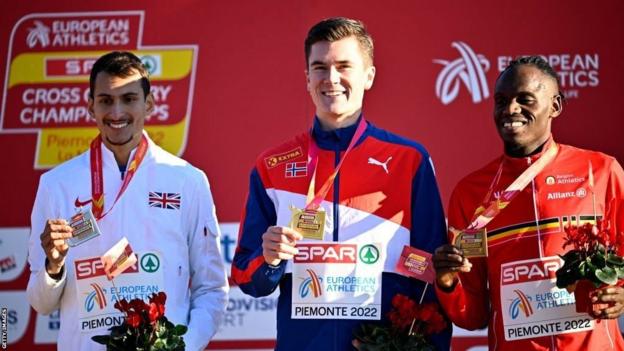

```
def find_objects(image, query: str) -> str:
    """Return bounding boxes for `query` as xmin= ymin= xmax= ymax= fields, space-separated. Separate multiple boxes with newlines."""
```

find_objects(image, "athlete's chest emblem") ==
xmin=367 ymin=156 xmax=392 ymax=174
xmin=148 ymin=192 xmax=181 ymax=210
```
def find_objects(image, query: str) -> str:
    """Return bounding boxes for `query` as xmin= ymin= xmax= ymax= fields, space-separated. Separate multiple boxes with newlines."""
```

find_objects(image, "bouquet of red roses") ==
xmin=353 ymin=294 xmax=447 ymax=351
xmin=92 ymin=292 xmax=187 ymax=351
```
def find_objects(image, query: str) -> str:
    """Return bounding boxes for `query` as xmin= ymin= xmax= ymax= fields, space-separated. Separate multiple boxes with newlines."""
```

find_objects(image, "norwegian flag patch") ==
xmin=285 ymin=162 xmax=307 ymax=178
xmin=148 ymin=192 xmax=181 ymax=210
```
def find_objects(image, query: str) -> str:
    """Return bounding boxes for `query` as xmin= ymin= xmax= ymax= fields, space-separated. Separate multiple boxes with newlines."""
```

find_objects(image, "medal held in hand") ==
xmin=290 ymin=206 xmax=326 ymax=240
xmin=68 ymin=207 xmax=101 ymax=247
xmin=290 ymin=118 xmax=367 ymax=240
xmin=451 ymin=227 xmax=488 ymax=258
xmin=453 ymin=143 xmax=558 ymax=258
xmin=67 ymin=134 xmax=148 ymax=247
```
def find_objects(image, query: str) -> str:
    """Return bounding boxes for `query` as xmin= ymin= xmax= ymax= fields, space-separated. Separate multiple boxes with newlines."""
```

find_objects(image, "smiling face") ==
xmin=493 ymin=65 xmax=562 ymax=157
xmin=306 ymin=36 xmax=375 ymax=130
xmin=88 ymin=70 xmax=153 ymax=155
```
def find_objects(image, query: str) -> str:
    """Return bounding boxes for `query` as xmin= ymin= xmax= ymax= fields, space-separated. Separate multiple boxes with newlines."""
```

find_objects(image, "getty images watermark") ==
xmin=1 ymin=307 xmax=6 ymax=349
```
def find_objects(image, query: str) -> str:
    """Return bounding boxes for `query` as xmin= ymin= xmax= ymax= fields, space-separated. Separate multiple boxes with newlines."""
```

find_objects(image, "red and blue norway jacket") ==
xmin=232 ymin=117 xmax=451 ymax=350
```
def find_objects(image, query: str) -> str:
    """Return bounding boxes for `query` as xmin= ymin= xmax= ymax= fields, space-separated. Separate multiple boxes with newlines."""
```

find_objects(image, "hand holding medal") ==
xmin=261 ymin=226 xmax=303 ymax=266
xmin=289 ymin=118 xmax=367 ymax=240
xmin=434 ymin=144 xmax=558 ymax=290
xmin=452 ymin=143 xmax=558 ymax=258
xmin=432 ymin=244 xmax=473 ymax=290
xmin=39 ymin=219 xmax=73 ymax=276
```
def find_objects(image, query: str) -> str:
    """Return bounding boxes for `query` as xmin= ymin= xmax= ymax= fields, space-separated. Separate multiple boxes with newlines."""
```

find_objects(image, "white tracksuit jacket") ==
xmin=27 ymin=133 xmax=228 ymax=350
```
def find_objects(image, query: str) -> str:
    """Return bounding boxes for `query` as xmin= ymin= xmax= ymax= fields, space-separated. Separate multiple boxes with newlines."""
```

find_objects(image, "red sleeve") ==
xmin=607 ymin=158 xmax=624 ymax=256
xmin=435 ymin=182 xmax=490 ymax=330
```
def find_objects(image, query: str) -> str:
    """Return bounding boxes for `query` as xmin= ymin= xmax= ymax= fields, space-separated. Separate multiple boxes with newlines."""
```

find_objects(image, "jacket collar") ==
xmin=311 ymin=114 xmax=366 ymax=151
xmin=99 ymin=130 xmax=153 ymax=172
xmin=502 ymin=135 xmax=557 ymax=170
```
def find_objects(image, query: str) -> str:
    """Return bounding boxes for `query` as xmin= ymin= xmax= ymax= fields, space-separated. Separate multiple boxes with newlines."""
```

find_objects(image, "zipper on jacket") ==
xmin=333 ymin=148 xmax=340 ymax=242
xmin=527 ymin=156 xmax=545 ymax=258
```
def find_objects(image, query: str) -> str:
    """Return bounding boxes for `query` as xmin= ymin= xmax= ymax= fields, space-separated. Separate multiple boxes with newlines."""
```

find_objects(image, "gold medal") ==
xmin=452 ymin=227 xmax=488 ymax=258
xmin=290 ymin=206 xmax=325 ymax=240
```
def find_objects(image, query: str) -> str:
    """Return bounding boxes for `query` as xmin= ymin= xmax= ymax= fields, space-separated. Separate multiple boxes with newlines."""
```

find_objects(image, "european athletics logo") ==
xmin=299 ymin=269 xmax=323 ymax=298
xmin=84 ymin=283 xmax=107 ymax=312
xmin=509 ymin=289 xmax=534 ymax=319
xmin=434 ymin=41 xmax=490 ymax=105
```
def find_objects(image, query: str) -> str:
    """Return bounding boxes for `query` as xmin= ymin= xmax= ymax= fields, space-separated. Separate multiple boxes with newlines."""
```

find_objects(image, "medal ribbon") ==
xmin=305 ymin=118 xmax=367 ymax=210
xmin=90 ymin=134 xmax=148 ymax=220
xmin=465 ymin=142 xmax=558 ymax=232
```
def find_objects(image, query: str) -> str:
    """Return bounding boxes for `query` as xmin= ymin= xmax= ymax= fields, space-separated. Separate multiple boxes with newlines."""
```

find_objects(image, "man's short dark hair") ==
xmin=304 ymin=17 xmax=374 ymax=67
xmin=498 ymin=55 xmax=564 ymax=100
xmin=89 ymin=51 xmax=150 ymax=100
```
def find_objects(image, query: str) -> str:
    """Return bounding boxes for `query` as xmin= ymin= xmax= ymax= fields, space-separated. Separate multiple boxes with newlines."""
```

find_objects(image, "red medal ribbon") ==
xmin=305 ymin=118 xmax=367 ymax=210
xmin=89 ymin=134 xmax=148 ymax=220
xmin=466 ymin=142 xmax=558 ymax=231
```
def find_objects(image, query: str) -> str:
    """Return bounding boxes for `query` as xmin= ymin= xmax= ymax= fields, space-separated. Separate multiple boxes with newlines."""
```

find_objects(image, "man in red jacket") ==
xmin=433 ymin=55 xmax=624 ymax=350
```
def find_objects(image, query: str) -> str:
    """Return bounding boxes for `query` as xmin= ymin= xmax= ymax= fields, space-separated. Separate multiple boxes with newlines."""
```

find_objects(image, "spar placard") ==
xmin=0 ymin=11 xmax=197 ymax=168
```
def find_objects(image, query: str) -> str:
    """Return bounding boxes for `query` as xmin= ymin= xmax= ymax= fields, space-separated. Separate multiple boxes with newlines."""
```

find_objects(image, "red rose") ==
xmin=149 ymin=292 xmax=166 ymax=317
xmin=126 ymin=311 xmax=141 ymax=328
xmin=129 ymin=298 xmax=148 ymax=313
xmin=387 ymin=294 xmax=420 ymax=329
xmin=114 ymin=299 xmax=130 ymax=313
xmin=149 ymin=292 xmax=167 ymax=305
xmin=148 ymin=302 xmax=160 ymax=324
xmin=391 ymin=294 xmax=406 ymax=309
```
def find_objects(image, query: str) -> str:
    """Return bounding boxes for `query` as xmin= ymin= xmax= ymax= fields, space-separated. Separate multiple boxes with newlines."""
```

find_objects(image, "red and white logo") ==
xmin=294 ymin=244 xmax=357 ymax=264
xmin=0 ymin=228 xmax=29 ymax=282
xmin=75 ymin=256 xmax=138 ymax=280
xmin=501 ymin=257 xmax=561 ymax=285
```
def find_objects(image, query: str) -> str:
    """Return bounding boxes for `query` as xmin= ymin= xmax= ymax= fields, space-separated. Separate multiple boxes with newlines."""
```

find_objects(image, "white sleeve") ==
xmin=183 ymin=171 xmax=228 ymax=351
xmin=26 ymin=174 xmax=67 ymax=315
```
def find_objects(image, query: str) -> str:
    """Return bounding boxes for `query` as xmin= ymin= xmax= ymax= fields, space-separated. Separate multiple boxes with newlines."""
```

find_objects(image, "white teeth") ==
xmin=109 ymin=122 xmax=128 ymax=129
xmin=504 ymin=121 xmax=525 ymax=128
xmin=323 ymin=91 xmax=343 ymax=96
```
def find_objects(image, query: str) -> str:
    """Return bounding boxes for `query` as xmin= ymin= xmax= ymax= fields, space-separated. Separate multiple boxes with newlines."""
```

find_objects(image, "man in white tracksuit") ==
xmin=27 ymin=51 xmax=228 ymax=350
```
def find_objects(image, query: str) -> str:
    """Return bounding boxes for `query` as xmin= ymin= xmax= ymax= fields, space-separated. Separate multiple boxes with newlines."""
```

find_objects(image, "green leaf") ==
xmin=561 ymin=250 xmax=582 ymax=263
xmin=173 ymin=324 xmax=188 ymax=336
xmin=90 ymin=335 xmax=110 ymax=345
xmin=585 ymin=257 xmax=598 ymax=272
xmin=153 ymin=338 xmax=166 ymax=348
xmin=156 ymin=324 xmax=166 ymax=338
xmin=590 ymin=253 xmax=606 ymax=268
xmin=556 ymin=267 xmax=577 ymax=289
xmin=596 ymin=266 xmax=618 ymax=285
xmin=607 ymin=254 xmax=624 ymax=266
xmin=615 ymin=266 xmax=624 ymax=279
xmin=578 ymin=261 xmax=587 ymax=277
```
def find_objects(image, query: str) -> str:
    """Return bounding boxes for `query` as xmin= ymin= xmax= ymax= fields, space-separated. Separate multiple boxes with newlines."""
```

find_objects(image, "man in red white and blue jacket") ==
xmin=231 ymin=17 xmax=450 ymax=350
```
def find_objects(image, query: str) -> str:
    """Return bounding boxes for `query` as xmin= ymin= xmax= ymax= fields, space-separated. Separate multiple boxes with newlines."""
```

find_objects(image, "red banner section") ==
xmin=1 ymin=11 xmax=196 ymax=169
xmin=1 ymin=1 xmax=623 ymax=350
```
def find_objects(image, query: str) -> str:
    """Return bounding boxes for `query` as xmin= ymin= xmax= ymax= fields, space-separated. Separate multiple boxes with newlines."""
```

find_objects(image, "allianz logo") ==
xmin=547 ymin=188 xmax=587 ymax=200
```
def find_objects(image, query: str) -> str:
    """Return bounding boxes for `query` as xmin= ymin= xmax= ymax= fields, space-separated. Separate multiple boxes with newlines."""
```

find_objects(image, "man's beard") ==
xmin=106 ymin=135 xmax=134 ymax=146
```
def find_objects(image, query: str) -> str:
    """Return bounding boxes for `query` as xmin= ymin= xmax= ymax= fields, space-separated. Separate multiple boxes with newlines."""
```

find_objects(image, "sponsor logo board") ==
xmin=1 ymin=11 xmax=197 ymax=169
